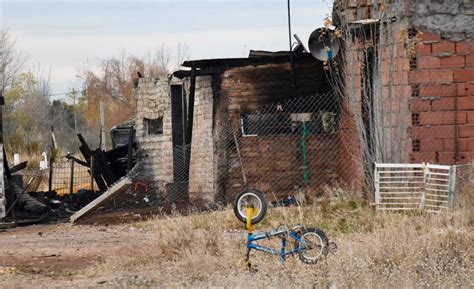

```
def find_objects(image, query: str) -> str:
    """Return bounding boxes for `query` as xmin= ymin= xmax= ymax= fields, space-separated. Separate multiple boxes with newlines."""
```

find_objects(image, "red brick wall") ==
xmin=335 ymin=1 xmax=474 ymax=166
xmin=224 ymin=134 xmax=344 ymax=200
xmin=409 ymin=31 xmax=474 ymax=164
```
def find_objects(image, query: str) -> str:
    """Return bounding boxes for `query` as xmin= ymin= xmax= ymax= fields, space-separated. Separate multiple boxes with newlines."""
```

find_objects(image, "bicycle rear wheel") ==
xmin=298 ymin=228 xmax=328 ymax=264
xmin=233 ymin=188 xmax=267 ymax=224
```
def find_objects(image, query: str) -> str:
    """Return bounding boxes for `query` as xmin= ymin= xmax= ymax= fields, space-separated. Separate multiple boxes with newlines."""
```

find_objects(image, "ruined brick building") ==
xmin=133 ymin=0 xmax=474 ymax=206
xmin=134 ymin=52 xmax=355 ymax=205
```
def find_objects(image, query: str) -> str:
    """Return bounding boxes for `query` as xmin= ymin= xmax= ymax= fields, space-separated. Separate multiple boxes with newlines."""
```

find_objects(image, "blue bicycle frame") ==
xmin=246 ymin=229 xmax=307 ymax=262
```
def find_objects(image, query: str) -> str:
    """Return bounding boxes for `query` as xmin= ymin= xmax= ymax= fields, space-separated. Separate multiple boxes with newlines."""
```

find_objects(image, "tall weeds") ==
xmin=88 ymin=190 xmax=472 ymax=288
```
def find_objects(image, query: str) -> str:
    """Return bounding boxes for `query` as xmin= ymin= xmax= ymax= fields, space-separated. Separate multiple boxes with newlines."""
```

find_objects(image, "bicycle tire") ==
xmin=233 ymin=188 xmax=268 ymax=224
xmin=298 ymin=227 xmax=329 ymax=264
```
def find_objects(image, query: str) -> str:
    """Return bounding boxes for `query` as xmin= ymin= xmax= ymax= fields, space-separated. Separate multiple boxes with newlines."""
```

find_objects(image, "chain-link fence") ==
xmin=77 ymin=80 xmax=473 ymax=222
xmin=19 ymin=156 xmax=97 ymax=195
xmin=215 ymin=92 xmax=350 ymax=205
xmin=49 ymin=158 xmax=97 ymax=195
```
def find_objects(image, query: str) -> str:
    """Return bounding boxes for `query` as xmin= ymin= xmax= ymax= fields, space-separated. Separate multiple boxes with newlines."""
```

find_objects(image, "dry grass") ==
xmin=82 ymin=196 xmax=473 ymax=288
xmin=0 ymin=183 xmax=471 ymax=288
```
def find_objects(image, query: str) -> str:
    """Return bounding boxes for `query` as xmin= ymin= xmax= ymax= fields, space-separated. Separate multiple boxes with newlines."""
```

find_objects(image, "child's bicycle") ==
xmin=233 ymin=188 xmax=336 ymax=265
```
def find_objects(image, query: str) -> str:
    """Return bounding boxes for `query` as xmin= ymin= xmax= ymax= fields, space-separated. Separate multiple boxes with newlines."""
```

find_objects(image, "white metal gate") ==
xmin=374 ymin=163 xmax=455 ymax=213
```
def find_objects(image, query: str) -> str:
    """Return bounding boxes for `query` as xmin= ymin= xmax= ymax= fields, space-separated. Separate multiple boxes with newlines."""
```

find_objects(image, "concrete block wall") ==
xmin=187 ymin=76 xmax=215 ymax=204
xmin=135 ymin=78 xmax=174 ymax=183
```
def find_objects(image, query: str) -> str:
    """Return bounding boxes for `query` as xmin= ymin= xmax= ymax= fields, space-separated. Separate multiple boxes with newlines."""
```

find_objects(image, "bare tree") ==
xmin=174 ymin=42 xmax=190 ymax=69
xmin=154 ymin=44 xmax=171 ymax=73
xmin=0 ymin=29 xmax=27 ymax=92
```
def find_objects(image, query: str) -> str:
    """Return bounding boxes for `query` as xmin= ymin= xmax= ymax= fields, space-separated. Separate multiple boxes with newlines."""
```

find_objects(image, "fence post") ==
xmin=48 ymin=150 xmax=54 ymax=192
xmin=374 ymin=163 xmax=380 ymax=210
xmin=448 ymin=165 xmax=456 ymax=209
xmin=90 ymin=155 xmax=94 ymax=192
xmin=420 ymin=162 xmax=427 ymax=210
xmin=69 ymin=158 xmax=75 ymax=195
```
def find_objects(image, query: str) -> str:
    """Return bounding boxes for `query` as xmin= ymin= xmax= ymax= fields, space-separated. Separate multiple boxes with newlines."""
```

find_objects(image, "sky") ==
xmin=0 ymin=0 xmax=331 ymax=98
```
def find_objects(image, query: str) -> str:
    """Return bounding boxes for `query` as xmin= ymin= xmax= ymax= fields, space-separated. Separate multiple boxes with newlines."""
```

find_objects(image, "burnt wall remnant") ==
xmin=135 ymin=52 xmax=357 ymax=206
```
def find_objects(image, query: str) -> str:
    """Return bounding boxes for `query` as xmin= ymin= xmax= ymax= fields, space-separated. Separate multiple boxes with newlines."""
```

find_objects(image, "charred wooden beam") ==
xmin=65 ymin=154 xmax=88 ymax=167
xmin=173 ymin=67 xmax=219 ymax=79
xmin=127 ymin=128 xmax=134 ymax=172
xmin=104 ymin=143 xmax=136 ymax=160
xmin=181 ymin=53 xmax=316 ymax=69
xmin=94 ymin=149 xmax=117 ymax=187
xmin=9 ymin=161 xmax=27 ymax=174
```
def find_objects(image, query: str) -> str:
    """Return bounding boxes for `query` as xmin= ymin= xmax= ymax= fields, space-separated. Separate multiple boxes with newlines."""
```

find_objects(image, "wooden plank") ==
xmin=70 ymin=177 xmax=132 ymax=224
xmin=94 ymin=149 xmax=117 ymax=186
xmin=0 ymin=221 xmax=16 ymax=229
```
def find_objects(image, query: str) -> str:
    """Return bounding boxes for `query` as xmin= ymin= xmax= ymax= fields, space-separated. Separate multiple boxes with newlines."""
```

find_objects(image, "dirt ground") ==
xmin=0 ymin=223 xmax=158 ymax=288
xmin=0 ymin=204 xmax=472 ymax=288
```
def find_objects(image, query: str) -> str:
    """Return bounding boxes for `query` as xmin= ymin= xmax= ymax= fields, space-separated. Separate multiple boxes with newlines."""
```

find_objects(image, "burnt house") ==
xmin=134 ymin=51 xmax=355 ymax=205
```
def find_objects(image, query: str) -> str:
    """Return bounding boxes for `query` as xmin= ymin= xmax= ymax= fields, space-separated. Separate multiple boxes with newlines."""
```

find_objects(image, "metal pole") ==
xmin=301 ymin=121 xmax=309 ymax=183
xmin=90 ymin=155 xmax=94 ymax=191
xmin=99 ymin=100 xmax=106 ymax=150
xmin=69 ymin=158 xmax=75 ymax=195
xmin=374 ymin=163 xmax=380 ymax=210
xmin=232 ymin=124 xmax=247 ymax=185
xmin=448 ymin=165 xmax=456 ymax=209
xmin=48 ymin=148 xmax=54 ymax=192
xmin=287 ymin=0 xmax=295 ymax=87
xmin=73 ymin=89 xmax=77 ymax=133
xmin=287 ymin=0 xmax=292 ymax=53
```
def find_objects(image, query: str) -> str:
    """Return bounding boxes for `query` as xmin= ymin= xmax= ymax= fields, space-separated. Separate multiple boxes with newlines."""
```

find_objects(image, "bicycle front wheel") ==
xmin=233 ymin=188 xmax=267 ymax=224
